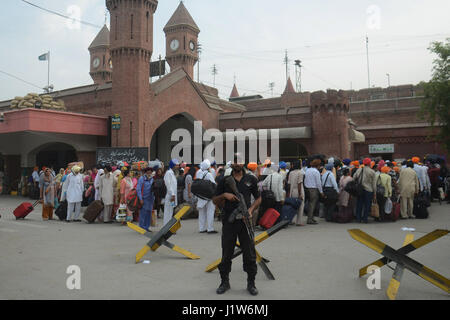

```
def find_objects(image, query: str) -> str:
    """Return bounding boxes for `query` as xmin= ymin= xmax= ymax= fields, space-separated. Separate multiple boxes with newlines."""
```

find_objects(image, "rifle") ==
xmin=224 ymin=176 xmax=255 ymax=241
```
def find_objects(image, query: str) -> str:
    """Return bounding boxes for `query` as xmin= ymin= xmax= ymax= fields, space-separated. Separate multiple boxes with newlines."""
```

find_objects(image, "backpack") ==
xmin=345 ymin=168 xmax=364 ymax=197
xmin=261 ymin=175 xmax=276 ymax=210
xmin=127 ymin=178 xmax=151 ymax=212
xmin=127 ymin=189 xmax=142 ymax=212
xmin=376 ymin=175 xmax=386 ymax=198
xmin=152 ymin=178 xmax=167 ymax=199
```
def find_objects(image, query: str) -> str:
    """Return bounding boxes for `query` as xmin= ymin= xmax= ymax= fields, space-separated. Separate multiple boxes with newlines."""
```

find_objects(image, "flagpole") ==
xmin=47 ymin=51 xmax=50 ymax=90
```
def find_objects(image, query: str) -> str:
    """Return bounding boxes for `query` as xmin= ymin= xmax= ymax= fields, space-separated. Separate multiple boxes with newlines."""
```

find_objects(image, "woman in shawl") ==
xmin=41 ymin=168 xmax=56 ymax=221
xmin=120 ymin=168 xmax=135 ymax=223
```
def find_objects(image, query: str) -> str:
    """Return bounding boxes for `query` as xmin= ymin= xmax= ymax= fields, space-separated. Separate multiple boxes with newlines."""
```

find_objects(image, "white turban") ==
xmin=200 ymin=159 xmax=211 ymax=171
xmin=72 ymin=165 xmax=81 ymax=174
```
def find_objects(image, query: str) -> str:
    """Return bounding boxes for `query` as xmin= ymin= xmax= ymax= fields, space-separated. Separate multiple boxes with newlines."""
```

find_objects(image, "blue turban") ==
xmin=169 ymin=159 xmax=179 ymax=169
xmin=343 ymin=158 xmax=351 ymax=166
xmin=325 ymin=163 xmax=334 ymax=171
xmin=279 ymin=161 xmax=287 ymax=169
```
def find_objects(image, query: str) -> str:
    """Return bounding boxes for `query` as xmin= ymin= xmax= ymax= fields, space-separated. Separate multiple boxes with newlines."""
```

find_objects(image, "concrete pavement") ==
xmin=0 ymin=195 xmax=449 ymax=300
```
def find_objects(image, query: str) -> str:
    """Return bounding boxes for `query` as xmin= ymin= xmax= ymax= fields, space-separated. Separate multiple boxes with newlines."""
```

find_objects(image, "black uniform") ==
xmin=215 ymin=173 xmax=260 ymax=281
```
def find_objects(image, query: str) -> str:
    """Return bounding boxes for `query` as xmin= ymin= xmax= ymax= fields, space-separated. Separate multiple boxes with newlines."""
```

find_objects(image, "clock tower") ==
xmin=88 ymin=25 xmax=112 ymax=85
xmin=106 ymin=0 xmax=158 ymax=147
xmin=164 ymin=1 xmax=200 ymax=79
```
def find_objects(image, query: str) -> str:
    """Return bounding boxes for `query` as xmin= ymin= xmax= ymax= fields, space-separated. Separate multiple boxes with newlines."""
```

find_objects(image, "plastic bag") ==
xmin=384 ymin=198 xmax=392 ymax=214
xmin=116 ymin=204 xmax=127 ymax=223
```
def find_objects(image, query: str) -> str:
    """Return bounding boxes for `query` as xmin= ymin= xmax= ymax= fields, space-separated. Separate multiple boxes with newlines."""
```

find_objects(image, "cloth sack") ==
xmin=370 ymin=200 xmax=380 ymax=218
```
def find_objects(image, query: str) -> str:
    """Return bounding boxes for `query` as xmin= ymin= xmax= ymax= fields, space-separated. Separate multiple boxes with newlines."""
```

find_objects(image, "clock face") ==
xmin=189 ymin=41 xmax=196 ymax=52
xmin=93 ymin=57 xmax=100 ymax=68
xmin=170 ymin=39 xmax=179 ymax=51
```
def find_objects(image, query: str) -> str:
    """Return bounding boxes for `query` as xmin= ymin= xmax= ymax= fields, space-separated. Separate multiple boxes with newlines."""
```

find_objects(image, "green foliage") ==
xmin=420 ymin=39 xmax=450 ymax=153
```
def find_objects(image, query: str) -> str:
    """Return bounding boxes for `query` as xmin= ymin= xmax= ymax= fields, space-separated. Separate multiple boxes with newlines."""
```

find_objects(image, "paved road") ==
xmin=0 ymin=195 xmax=449 ymax=300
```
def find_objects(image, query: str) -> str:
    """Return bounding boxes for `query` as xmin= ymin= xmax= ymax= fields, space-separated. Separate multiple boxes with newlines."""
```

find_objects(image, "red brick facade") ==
xmin=1 ymin=2 xmax=447 ymax=167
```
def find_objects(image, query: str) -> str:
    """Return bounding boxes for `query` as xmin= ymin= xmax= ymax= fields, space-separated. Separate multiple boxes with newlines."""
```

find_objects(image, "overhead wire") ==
xmin=20 ymin=0 xmax=102 ymax=29
xmin=0 ymin=69 xmax=43 ymax=91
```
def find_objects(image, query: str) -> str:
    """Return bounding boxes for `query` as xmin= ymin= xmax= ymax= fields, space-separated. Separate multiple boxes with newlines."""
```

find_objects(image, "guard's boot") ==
xmin=216 ymin=279 xmax=230 ymax=295
xmin=247 ymin=280 xmax=258 ymax=296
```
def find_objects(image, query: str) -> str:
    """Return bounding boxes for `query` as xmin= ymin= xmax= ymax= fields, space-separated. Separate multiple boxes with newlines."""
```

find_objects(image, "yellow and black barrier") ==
xmin=349 ymin=229 xmax=449 ymax=300
xmin=205 ymin=219 xmax=289 ymax=280
xmin=128 ymin=205 xmax=200 ymax=263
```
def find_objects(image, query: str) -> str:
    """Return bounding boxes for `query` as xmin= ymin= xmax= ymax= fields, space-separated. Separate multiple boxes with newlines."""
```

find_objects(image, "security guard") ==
xmin=213 ymin=155 xmax=262 ymax=296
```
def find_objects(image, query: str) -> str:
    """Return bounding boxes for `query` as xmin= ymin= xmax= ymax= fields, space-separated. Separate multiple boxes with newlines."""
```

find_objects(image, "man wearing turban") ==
xmin=61 ymin=165 xmax=84 ymax=222
xmin=163 ymin=159 xmax=180 ymax=226
xmin=195 ymin=159 xmax=218 ymax=234
xmin=353 ymin=158 xmax=377 ymax=223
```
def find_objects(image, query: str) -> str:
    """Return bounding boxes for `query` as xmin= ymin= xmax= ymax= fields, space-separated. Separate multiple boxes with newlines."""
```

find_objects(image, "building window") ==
xmin=370 ymin=93 xmax=386 ymax=100
xmin=146 ymin=12 xmax=149 ymax=42
xmin=115 ymin=16 xmax=118 ymax=40
xmin=131 ymin=14 xmax=134 ymax=39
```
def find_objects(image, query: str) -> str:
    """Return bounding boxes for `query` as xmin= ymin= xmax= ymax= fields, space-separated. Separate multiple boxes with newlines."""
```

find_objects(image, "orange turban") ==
xmin=247 ymin=163 xmax=258 ymax=171
xmin=351 ymin=161 xmax=360 ymax=167
xmin=412 ymin=157 xmax=420 ymax=164
xmin=393 ymin=167 xmax=400 ymax=173
xmin=370 ymin=161 xmax=375 ymax=168
xmin=392 ymin=162 xmax=397 ymax=166
xmin=381 ymin=166 xmax=390 ymax=174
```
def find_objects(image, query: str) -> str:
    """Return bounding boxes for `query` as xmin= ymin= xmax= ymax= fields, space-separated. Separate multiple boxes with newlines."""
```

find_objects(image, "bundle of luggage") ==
xmin=132 ymin=161 xmax=148 ymax=171
xmin=9 ymin=93 xmax=66 ymax=110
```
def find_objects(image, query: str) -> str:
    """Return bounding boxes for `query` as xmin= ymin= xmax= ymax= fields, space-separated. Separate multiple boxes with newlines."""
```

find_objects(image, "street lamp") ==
xmin=386 ymin=73 xmax=391 ymax=87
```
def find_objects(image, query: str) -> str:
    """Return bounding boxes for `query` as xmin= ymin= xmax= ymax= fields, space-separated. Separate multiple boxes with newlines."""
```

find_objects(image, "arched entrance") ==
xmin=34 ymin=143 xmax=77 ymax=170
xmin=280 ymin=140 xmax=308 ymax=162
xmin=150 ymin=113 xmax=201 ymax=165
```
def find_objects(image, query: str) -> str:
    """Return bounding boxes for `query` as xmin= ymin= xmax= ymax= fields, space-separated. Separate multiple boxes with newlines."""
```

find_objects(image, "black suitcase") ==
xmin=413 ymin=202 xmax=429 ymax=219
xmin=55 ymin=200 xmax=68 ymax=221
xmin=83 ymin=200 xmax=104 ymax=223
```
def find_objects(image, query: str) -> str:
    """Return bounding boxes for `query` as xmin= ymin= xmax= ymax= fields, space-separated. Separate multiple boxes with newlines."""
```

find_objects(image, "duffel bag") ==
xmin=191 ymin=179 xmax=217 ymax=200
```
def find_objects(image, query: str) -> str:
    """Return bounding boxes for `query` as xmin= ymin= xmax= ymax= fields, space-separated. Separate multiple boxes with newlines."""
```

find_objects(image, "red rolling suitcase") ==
xmin=259 ymin=208 xmax=280 ymax=230
xmin=13 ymin=200 xmax=40 ymax=219
xmin=391 ymin=202 xmax=401 ymax=222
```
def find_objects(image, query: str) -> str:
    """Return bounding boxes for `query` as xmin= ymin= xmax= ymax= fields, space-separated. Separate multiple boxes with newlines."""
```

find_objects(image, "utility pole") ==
xmin=366 ymin=36 xmax=371 ymax=89
xmin=283 ymin=50 xmax=290 ymax=83
xmin=294 ymin=60 xmax=302 ymax=93
xmin=269 ymin=82 xmax=275 ymax=97
xmin=211 ymin=64 xmax=218 ymax=88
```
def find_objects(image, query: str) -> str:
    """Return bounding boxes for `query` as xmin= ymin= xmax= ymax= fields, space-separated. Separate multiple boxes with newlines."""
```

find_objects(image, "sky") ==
xmin=0 ymin=0 xmax=449 ymax=101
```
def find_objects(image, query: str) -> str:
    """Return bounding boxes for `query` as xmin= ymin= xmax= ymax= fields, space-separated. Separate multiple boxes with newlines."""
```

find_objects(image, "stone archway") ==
xmin=150 ymin=112 xmax=202 ymax=165
xmin=279 ymin=140 xmax=308 ymax=162
xmin=30 ymin=142 xmax=77 ymax=171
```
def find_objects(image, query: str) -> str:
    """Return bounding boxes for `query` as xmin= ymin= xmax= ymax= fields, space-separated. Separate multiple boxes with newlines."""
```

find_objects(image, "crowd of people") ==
xmin=18 ymin=154 xmax=450 ymax=297
xmin=28 ymin=154 xmax=449 ymax=231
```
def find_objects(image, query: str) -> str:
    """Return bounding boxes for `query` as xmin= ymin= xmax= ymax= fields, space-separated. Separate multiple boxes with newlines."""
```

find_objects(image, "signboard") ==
xmin=111 ymin=114 xmax=121 ymax=130
xmin=369 ymin=144 xmax=395 ymax=154
xmin=150 ymin=60 xmax=166 ymax=77
xmin=96 ymin=147 xmax=149 ymax=166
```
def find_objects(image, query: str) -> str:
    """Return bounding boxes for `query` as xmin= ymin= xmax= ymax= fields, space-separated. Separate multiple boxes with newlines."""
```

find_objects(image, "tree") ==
xmin=420 ymin=39 xmax=450 ymax=153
